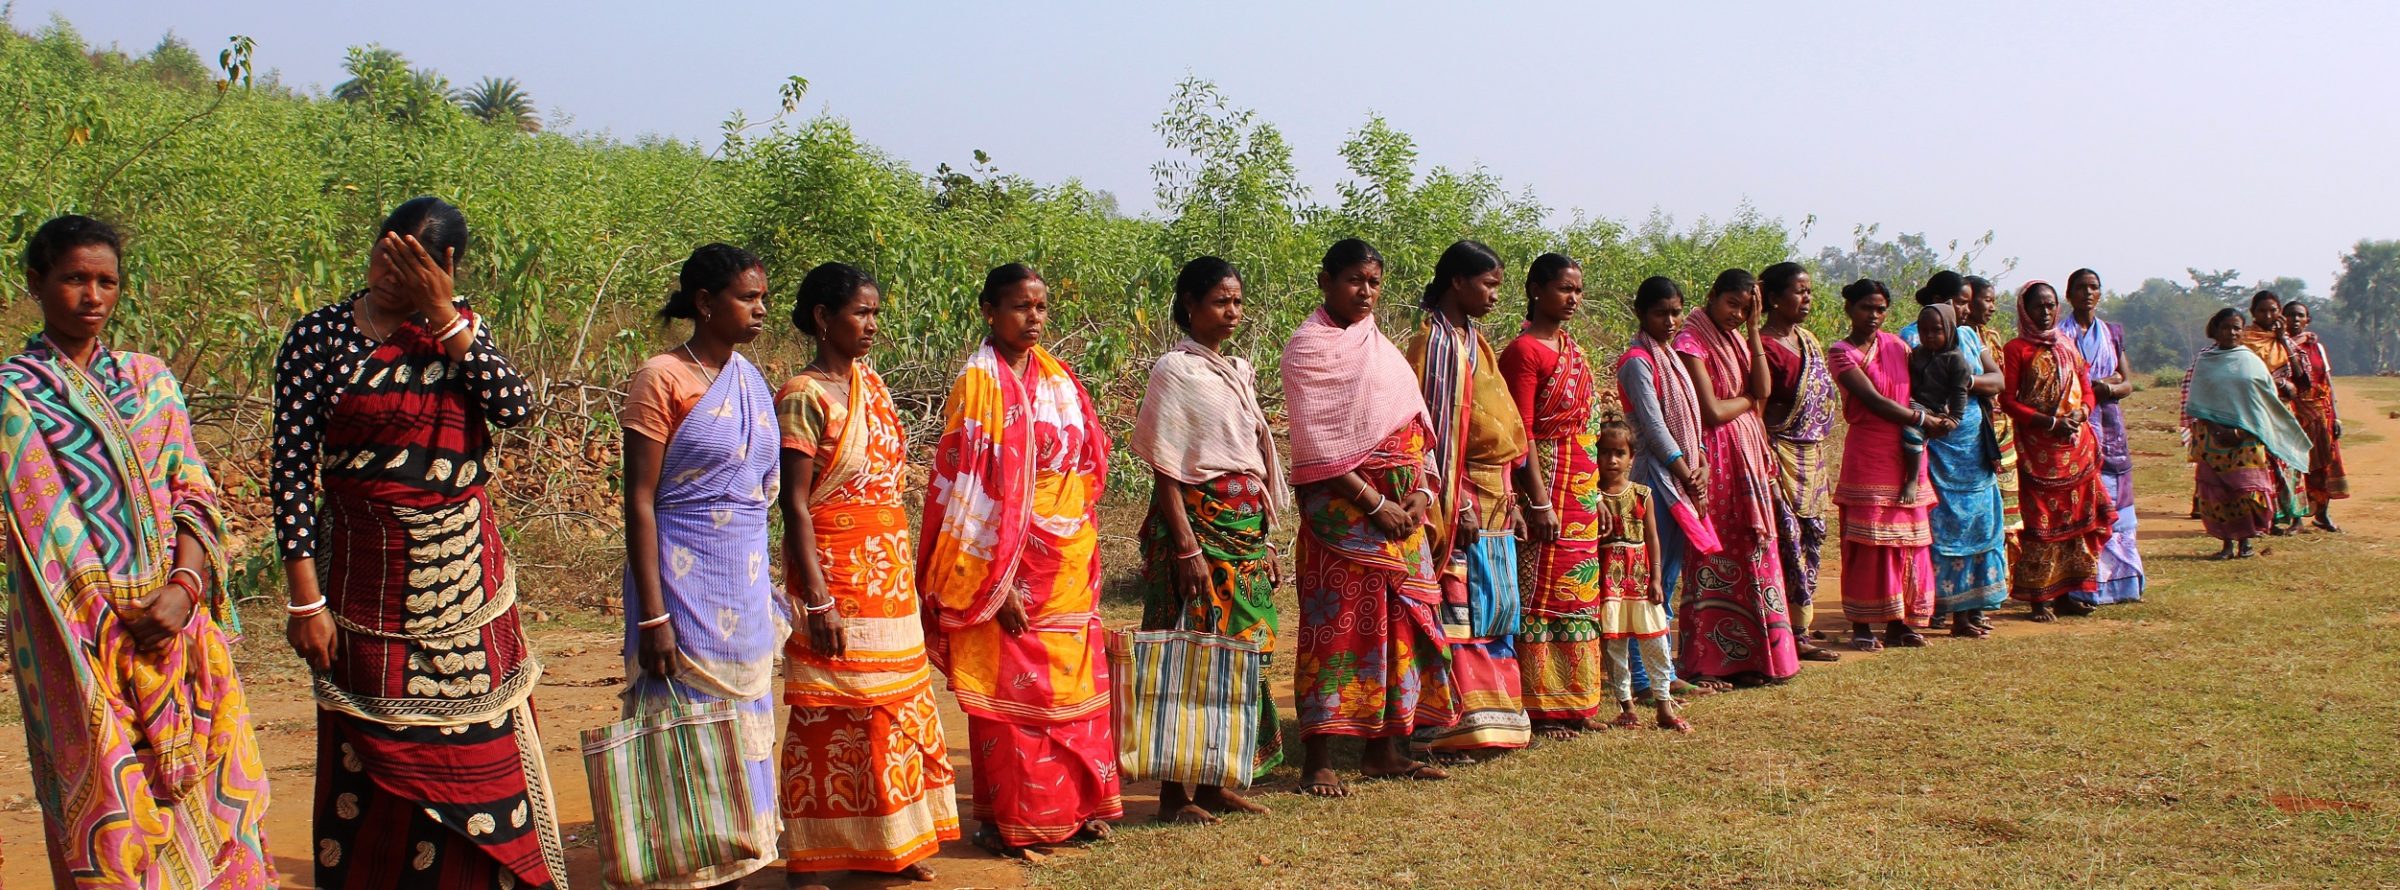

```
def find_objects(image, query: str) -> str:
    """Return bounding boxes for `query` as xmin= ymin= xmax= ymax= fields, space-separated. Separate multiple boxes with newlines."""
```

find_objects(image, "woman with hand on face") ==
xmin=1405 ymin=240 xmax=1535 ymax=759
xmin=617 ymin=243 xmax=783 ymax=887
xmin=272 ymin=197 xmax=565 ymax=888
xmin=1282 ymin=238 xmax=1453 ymax=798
xmin=1999 ymin=281 xmax=2115 ymax=621
xmin=2238 ymin=290 xmax=2312 ymax=534
xmin=1673 ymin=269 xmax=1801 ymax=688
xmin=918 ymin=264 xmax=1119 ymax=857
xmin=778 ymin=263 xmax=958 ymax=886
xmin=3 ymin=215 xmax=272 ymax=889
xmin=1132 ymin=257 xmax=1286 ymax=822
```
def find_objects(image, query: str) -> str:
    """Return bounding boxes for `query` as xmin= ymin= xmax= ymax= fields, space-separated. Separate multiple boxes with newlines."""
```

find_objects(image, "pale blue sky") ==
xmin=26 ymin=0 xmax=2399 ymax=293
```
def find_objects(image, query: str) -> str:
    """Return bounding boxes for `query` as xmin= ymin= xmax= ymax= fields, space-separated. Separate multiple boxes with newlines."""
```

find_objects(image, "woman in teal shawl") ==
xmin=2182 ymin=308 xmax=2312 ymax=559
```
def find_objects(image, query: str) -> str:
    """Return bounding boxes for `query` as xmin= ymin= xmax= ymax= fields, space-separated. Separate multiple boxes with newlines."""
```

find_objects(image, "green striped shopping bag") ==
xmin=1108 ymin=627 xmax=1265 ymax=788
xmin=579 ymin=699 xmax=767 ymax=889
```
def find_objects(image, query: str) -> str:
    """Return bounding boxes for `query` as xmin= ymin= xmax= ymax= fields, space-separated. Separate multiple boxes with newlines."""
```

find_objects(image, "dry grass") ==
xmin=1033 ymin=382 xmax=2400 ymax=889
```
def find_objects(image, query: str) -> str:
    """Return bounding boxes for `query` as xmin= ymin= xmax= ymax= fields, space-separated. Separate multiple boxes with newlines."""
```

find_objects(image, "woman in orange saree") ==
xmin=918 ymin=264 xmax=1119 ymax=857
xmin=779 ymin=263 xmax=959 ymax=884
xmin=2281 ymin=300 xmax=2346 ymax=531
xmin=3 ymin=215 xmax=271 ymax=890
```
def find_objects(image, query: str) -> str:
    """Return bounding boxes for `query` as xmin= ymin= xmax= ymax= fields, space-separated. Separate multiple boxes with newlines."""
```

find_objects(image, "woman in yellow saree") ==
xmin=918 ymin=263 xmax=1120 ymax=857
xmin=2 ymin=215 xmax=271 ymax=889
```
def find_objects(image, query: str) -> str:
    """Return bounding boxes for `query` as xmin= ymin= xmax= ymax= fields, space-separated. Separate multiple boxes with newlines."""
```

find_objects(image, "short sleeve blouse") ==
xmin=621 ymin=352 xmax=711 ymax=444
xmin=775 ymin=374 xmax=849 ymax=457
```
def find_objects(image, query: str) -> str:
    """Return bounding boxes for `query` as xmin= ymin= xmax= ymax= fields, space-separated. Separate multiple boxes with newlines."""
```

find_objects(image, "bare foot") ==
xmin=899 ymin=863 xmax=937 ymax=882
xmin=1075 ymin=818 xmax=1115 ymax=842
xmin=1298 ymin=766 xmax=1349 ymax=798
xmin=1160 ymin=803 xmax=1220 ymax=825
xmin=1198 ymin=786 xmax=1272 ymax=816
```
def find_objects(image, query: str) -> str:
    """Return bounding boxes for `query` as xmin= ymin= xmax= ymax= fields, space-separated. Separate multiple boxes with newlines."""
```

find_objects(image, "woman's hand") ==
xmin=1172 ymin=543 xmax=1213 ymax=608
xmin=287 ymin=609 xmax=338 ymax=671
xmin=637 ymin=620 xmax=680 ymax=678
xmin=383 ymin=232 xmax=458 ymax=322
xmin=1679 ymin=466 xmax=1710 ymax=513
xmin=2276 ymin=379 xmax=2296 ymax=401
xmin=1522 ymin=499 xmax=1560 ymax=544
xmin=122 ymin=581 xmax=196 ymax=651
xmin=1925 ymin=414 xmax=1959 ymax=437
xmin=1367 ymin=494 xmax=1413 ymax=539
xmin=2334 ymin=420 xmax=2344 ymax=439
xmin=803 ymin=607 xmax=848 ymax=658
xmin=996 ymin=585 xmax=1031 ymax=635
xmin=1648 ymin=580 xmax=1666 ymax=606
xmin=1456 ymin=501 xmax=1482 ymax=542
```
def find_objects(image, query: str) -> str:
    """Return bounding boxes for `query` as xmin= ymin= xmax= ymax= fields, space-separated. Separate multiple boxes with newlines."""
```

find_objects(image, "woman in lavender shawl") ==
xmin=2058 ymin=268 xmax=2145 ymax=606
xmin=617 ymin=245 xmax=785 ymax=886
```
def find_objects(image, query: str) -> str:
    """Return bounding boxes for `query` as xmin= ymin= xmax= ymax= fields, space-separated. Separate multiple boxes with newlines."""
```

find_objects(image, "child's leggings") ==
xmin=1607 ymin=634 xmax=1677 ymax=704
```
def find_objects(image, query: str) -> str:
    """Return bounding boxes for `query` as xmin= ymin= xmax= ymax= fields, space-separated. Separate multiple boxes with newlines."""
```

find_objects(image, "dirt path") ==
xmin=5 ymin=380 xmax=2388 ymax=889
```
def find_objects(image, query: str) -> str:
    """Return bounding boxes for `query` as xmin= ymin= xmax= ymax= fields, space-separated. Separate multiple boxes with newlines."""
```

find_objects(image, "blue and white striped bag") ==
xmin=1107 ymin=627 xmax=1264 ymax=788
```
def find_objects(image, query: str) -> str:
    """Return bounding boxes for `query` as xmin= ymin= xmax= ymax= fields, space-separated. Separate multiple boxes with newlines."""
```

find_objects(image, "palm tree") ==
xmin=456 ymin=76 xmax=540 ymax=133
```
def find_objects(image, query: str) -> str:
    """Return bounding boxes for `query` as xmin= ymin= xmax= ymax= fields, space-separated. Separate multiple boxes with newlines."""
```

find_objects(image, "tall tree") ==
xmin=2333 ymin=239 xmax=2400 ymax=371
xmin=456 ymin=76 xmax=540 ymax=132
xmin=2187 ymin=267 xmax=2247 ymax=305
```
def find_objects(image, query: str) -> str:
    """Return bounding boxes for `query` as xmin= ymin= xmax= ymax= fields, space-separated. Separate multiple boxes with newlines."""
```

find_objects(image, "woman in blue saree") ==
xmin=618 ymin=244 xmax=784 ymax=887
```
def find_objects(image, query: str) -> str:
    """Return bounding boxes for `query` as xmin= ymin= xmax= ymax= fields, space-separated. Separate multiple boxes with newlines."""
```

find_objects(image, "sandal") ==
xmin=1884 ymin=629 xmax=1928 ymax=648
xmin=1850 ymin=632 xmax=1884 ymax=652
xmin=1609 ymin=710 xmax=1642 ymax=730
xmin=2055 ymin=599 xmax=2095 ymax=617
xmin=1656 ymin=714 xmax=1693 ymax=734
xmin=1798 ymin=644 xmax=1842 ymax=662
xmin=1948 ymin=623 xmax=1989 ymax=639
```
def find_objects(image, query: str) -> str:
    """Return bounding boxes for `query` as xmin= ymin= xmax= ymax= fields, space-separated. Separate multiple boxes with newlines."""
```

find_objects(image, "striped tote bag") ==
xmin=1108 ymin=627 xmax=1265 ymax=788
xmin=579 ymin=699 xmax=768 ymax=889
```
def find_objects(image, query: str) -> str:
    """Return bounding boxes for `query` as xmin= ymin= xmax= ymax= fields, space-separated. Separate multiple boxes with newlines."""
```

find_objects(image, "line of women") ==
xmin=7 ymin=200 xmax=2283 ymax=889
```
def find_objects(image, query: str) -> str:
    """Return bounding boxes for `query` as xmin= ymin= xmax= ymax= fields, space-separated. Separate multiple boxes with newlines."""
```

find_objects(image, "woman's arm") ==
xmin=1642 ymin=491 xmax=1664 ymax=605
xmin=1832 ymin=364 xmax=1923 ymax=426
xmin=1152 ymin=470 xmax=1213 ymax=609
xmin=1680 ymin=351 xmax=1753 ymax=426
xmin=622 ymin=430 xmax=677 ymax=676
xmin=778 ymin=446 xmax=845 ymax=657
xmin=1969 ymin=336 xmax=2003 ymax=397
xmin=454 ymin=318 xmax=535 ymax=429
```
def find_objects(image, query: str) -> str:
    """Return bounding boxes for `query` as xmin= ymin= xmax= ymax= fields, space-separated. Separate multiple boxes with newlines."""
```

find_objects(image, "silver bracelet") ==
xmin=169 ymin=566 xmax=206 ymax=593
xmin=636 ymin=612 xmax=672 ymax=629
xmin=1363 ymin=490 xmax=1387 ymax=515
xmin=1177 ymin=546 xmax=1204 ymax=561
xmin=803 ymin=597 xmax=836 ymax=615
xmin=286 ymin=597 xmax=328 ymax=617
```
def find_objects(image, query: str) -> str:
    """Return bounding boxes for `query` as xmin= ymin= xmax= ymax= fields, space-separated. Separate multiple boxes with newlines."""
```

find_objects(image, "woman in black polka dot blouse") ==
xmin=269 ymin=196 xmax=567 ymax=889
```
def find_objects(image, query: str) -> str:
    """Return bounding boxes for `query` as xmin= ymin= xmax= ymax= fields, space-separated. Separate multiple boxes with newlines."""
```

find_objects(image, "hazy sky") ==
xmin=26 ymin=0 xmax=2399 ymax=293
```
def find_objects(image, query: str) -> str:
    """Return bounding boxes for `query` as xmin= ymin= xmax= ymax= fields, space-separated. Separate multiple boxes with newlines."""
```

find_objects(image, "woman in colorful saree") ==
xmin=274 ymin=197 xmax=565 ymax=889
xmin=2183 ymin=308 xmax=2314 ymax=559
xmin=1613 ymin=277 xmax=1714 ymax=699
xmin=1132 ymin=256 xmax=1284 ymax=821
xmin=2281 ymin=300 xmax=2346 ymax=531
xmin=1405 ymin=239 xmax=1534 ymax=759
xmin=2239 ymin=290 xmax=2312 ymax=533
xmin=2058 ymin=269 xmax=2145 ymax=606
xmin=1826 ymin=280 xmax=1943 ymax=651
xmin=918 ymin=263 xmax=1118 ymax=857
xmin=3 ymin=215 xmax=271 ymax=889
xmin=778 ymin=262 xmax=958 ymax=884
xmin=617 ymin=244 xmax=781 ymax=887
xmin=1754 ymin=262 xmax=1841 ymax=662
xmin=1673 ymin=269 xmax=1800 ymax=687
xmin=1282 ymin=238 xmax=1452 ymax=798
xmin=1998 ymin=280 xmax=2115 ymax=621
xmin=1501 ymin=253 xmax=1611 ymax=737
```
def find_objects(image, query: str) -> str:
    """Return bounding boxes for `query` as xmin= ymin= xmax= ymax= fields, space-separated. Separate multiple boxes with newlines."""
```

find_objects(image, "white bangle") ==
xmin=803 ymin=598 xmax=836 ymax=615
xmin=170 ymin=566 xmax=206 ymax=593
xmin=286 ymin=597 xmax=328 ymax=617
xmin=1177 ymin=546 xmax=1204 ymax=561
xmin=1363 ymin=490 xmax=1387 ymax=515
xmin=636 ymin=612 xmax=671 ymax=629
xmin=433 ymin=313 xmax=472 ymax=343
xmin=1527 ymin=501 xmax=1554 ymax=514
